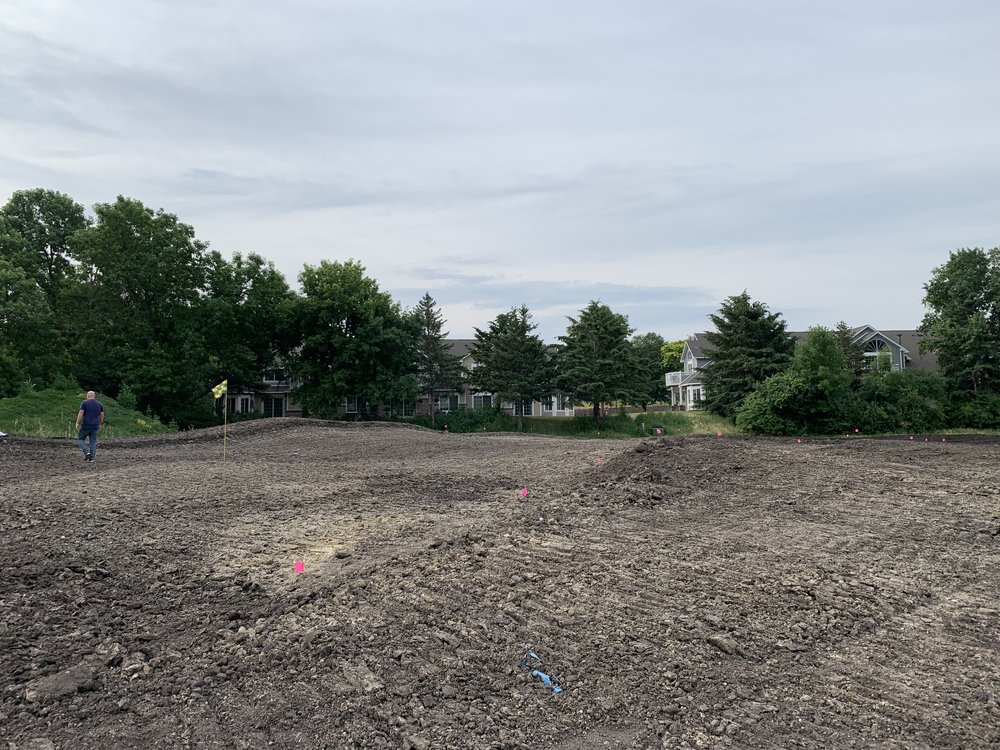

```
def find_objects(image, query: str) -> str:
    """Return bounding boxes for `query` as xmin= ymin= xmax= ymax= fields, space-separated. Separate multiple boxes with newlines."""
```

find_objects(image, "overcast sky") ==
xmin=2 ymin=1 xmax=998 ymax=340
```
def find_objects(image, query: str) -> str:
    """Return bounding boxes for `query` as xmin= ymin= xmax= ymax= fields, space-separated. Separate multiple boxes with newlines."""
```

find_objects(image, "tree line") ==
xmin=699 ymin=253 xmax=1000 ymax=433
xmin=3 ymin=188 xmax=994 ymax=433
xmin=0 ymin=188 xmax=671 ymax=427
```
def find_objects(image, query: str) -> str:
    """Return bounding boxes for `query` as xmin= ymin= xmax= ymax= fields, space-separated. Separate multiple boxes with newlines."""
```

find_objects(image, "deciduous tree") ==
xmin=631 ymin=331 xmax=668 ymax=409
xmin=920 ymin=247 xmax=1000 ymax=399
xmin=290 ymin=260 xmax=419 ymax=419
xmin=0 ymin=188 xmax=89 ymax=309
xmin=68 ymin=196 xmax=212 ymax=424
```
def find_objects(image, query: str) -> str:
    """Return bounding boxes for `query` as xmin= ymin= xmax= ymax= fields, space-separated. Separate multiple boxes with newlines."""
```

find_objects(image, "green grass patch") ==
xmin=0 ymin=388 xmax=176 ymax=438
xmin=409 ymin=408 xmax=738 ymax=438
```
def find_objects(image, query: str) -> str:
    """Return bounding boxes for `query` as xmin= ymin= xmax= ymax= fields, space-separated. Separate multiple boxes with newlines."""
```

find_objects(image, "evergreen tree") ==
xmin=558 ymin=301 xmax=638 ymax=422
xmin=469 ymin=305 xmax=554 ymax=430
xmin=701 ymin=292 xmax=794 ymax=419
xmin=833 ymin=321 xmax=866 ymax=387
xmin=414 ymin=292 xmax=464 ymax=425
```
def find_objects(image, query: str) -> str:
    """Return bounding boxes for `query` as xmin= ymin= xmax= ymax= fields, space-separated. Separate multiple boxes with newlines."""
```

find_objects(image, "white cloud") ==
xmin=2 ymin=0 xmax=999 ymax=341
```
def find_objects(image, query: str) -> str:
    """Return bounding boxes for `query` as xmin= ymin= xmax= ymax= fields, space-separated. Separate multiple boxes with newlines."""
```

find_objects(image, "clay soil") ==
xmin=2 ymin=419 xmax=999 ymax=750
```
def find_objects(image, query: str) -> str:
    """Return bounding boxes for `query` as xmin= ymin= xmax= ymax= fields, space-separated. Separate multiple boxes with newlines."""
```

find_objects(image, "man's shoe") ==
xmin=83 ymin=453 xmax=90 ymax=462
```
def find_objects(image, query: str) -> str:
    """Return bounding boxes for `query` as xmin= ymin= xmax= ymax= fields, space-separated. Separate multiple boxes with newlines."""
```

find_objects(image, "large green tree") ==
xmin=660 ymin=339 xmax=685 ymax=373
xmin=558 ymin=301 xmax=638 ymax=422
xmin=413 ymin=292 xmax=464 ymax=425
xmin=68 ymin=196 xmax=213 ymax=424
xmin=201 ymin=251 xmax=296 ymax=393
xmin=701 ymin=292 xmax=794 ymax=419
xmin=630 ymin=331 xmax=668 ymax=409
xmin=0 ymin=188 xmax=89 ymax=310
xmin=920 ymin=247 xmax=1000 ymax=399
xmin=0 ymin=258 xmax=68 ymax=395
xmin=469 ymin=305 xmax=554 ymax=429
xmin=290 ymin=260 xmax=419 ymax=419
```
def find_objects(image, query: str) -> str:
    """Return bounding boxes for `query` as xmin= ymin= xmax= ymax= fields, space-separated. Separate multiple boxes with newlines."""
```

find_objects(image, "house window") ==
xmin=437 ymin=393 xmax=459 ymax=412
xmin=690 ymin=388 xmax=702 ymax=404
xmin=226 ymin=397 xmax=236 ymax=413
xmin=473 ymin=394 xmax=492 ymax=410
xmin=263 ymin=368 xmax=286 ymax=382
xmin=239 ymin=397 xmax=253 ymax=413
xmin=545 ymin=396 xmax=571 ymax=411
xmin=263 ymin=396 xmax=284 ymax=417
xmin=514 ymin=400 xmax=533 ymax=416
xmin=346 ymin=395 xmax=359 ymax=414
xmin=392 ymin=400 xmax=415 ymax=417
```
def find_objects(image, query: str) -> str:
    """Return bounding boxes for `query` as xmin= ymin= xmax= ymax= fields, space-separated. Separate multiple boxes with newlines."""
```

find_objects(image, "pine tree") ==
xmin=414 ymin=292 xmax=464 ymax=425
xmin=701 ymin=292 xmax=794 ymax=419
xmin=833 ymin=320 xmax=866 ymax=387
xmin=558 ymin=301 xmax=638 ymax=423
xmin=469 ymin=305 xmax=554 ymax=430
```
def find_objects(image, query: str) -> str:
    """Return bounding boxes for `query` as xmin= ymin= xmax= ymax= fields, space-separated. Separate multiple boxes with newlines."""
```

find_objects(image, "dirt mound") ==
xmin=2 ymin=426 xmax=998 ymax=748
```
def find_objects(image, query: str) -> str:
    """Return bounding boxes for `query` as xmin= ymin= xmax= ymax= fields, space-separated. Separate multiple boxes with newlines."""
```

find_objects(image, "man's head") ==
xmin=86 ymin=390 xmax=96 ymax=399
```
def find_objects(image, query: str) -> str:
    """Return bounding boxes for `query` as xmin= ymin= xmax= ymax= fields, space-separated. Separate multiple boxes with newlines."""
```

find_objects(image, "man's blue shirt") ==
xmin=80 ymin=399 xmax=104 ymax=429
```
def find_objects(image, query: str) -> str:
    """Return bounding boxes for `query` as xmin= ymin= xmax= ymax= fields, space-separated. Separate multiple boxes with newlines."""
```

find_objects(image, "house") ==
xmin=422 ymin=339 xmax=576 ymax=419
xmin=225 ymin=366 xmax=304 ymax=418
xmin=227 ymin=337 xmax=578 ymax=421
xmin=665 ymin=326 xmax=939 ymax=411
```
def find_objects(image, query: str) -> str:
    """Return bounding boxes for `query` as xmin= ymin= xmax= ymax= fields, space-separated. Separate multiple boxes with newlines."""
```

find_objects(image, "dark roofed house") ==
xmin=665 ymin=325 xmax=937 ymax=411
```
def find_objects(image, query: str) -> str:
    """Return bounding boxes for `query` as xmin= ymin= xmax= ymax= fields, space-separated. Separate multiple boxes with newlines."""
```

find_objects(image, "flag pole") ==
xmin=223 ymin=391 xmax=228 ymax=461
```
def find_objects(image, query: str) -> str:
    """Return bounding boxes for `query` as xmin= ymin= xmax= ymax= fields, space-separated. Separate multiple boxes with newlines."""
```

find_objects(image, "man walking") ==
xmin=76 ymin=391 xmax=104 ymax=462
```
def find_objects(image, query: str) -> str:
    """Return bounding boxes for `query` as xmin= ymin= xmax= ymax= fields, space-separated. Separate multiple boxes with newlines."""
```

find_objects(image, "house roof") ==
xmin=879 ymin=330 xmax=939 ymax=371
xmin=445 ymin=339 xmax=477 ymax=360
xmin=685 ymin=332 xmax=714 ymax=359
xmin=678 ymin=326 xmax=939 ymax=373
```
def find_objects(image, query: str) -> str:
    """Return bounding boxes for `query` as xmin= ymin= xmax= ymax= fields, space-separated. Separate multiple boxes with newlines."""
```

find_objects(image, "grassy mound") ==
xmin=0 ymin=388 xmax=176 ymax=438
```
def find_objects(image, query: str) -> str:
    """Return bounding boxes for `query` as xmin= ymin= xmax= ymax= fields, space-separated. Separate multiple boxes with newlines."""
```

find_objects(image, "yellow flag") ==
xmin=211 ymin=379 xmax=228 ymax=399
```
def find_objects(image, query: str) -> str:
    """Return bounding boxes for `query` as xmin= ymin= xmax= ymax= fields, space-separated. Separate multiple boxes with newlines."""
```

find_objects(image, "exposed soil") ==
xmin=1 ymin=420 xmax=998 ymax=749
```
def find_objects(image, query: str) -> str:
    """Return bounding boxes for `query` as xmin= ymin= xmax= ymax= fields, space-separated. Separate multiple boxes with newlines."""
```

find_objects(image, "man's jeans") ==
xmin=77 ymin=426 xmax=99 ymax=457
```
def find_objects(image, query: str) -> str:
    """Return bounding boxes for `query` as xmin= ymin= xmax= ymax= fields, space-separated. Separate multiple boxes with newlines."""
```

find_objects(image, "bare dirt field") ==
xmin=2 ymin=419 xmax=999 ymax=750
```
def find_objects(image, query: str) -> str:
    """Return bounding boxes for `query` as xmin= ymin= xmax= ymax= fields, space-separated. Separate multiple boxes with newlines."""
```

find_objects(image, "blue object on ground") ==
xmin=531 ymin=669 xmax=563 ymax=693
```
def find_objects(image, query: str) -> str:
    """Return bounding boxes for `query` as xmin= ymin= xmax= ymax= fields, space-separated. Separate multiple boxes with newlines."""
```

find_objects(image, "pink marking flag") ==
xmin=520 ymin=488 xmax=529 ymax=497
xmin=294 ymin=561 xmax=304 ymax=573
xmin=716 ymin=431 xmax=723 ymax=438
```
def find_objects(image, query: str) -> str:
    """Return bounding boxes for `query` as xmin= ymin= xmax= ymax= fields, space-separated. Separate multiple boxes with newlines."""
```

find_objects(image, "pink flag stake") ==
xmin=716 ymin=431 xmax=723 ymax=437
xmin=520 ymin=488 xmax=529 ymax=497
xmin=294 ymin=561 xmax=304 ymax=573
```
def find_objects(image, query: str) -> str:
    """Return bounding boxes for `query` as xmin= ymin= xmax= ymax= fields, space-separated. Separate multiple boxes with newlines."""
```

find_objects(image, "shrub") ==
xmin=857 ymin=369 xmax=948 ymax=433
xmin=116 ymin=384 xmax=138 ymax=411
xmin=950 ymin=392 xmax=1000 ymax=429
